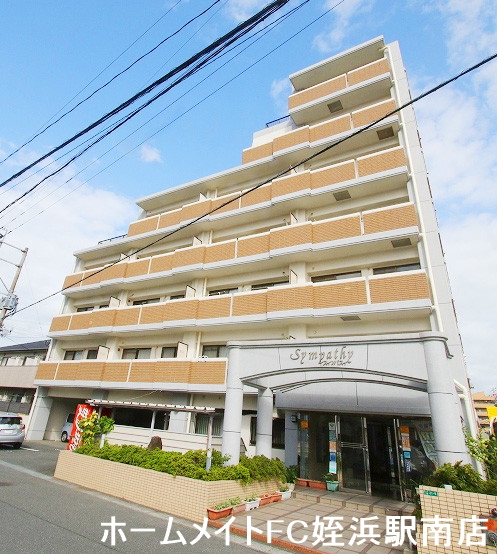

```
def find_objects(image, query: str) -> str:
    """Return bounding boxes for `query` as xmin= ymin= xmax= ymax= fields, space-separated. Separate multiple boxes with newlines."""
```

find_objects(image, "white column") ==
xmin=256 ymin=387 xmax=273 ymax=458
xmin=25 ymin=387 xmax=52 ymax=440
xmin=424 ymin=338 xmax=471 ymax=465
xmin=222 ymin=347 xmax=244 ymax=465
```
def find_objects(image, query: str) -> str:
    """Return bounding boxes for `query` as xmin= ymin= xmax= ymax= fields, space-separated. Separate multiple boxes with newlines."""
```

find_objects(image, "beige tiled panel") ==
xmin=68 ymin=311 xmax=93 ymax=331
xmin=369 ymin=273 xmax=431 ymax=303
xmin=267 ymin=286 xmax=313 ymax=312
xmin=232 ymin=291 xmax=267 ymax=316
xmin=312 ymin=215 xmax=361 ymax=243
xmin=197 ymin=296 xmax=231 ymax=319
xmin=113 ymin=307 xmax=140 ymax=327
xmin=314 ymin=281 xmax=368 ymax=309
xmin=347 ymin=58 xmax=390 ymax=86
xmin=171 ymin=245 xmax=205 ymax=268
xmin=189 ymin=360 xmax=226 ymax=384
xmin=311 ymin=161 xmax=355 ymax=188
xmin=240 ymin=184 xmax=271 ymax=208
xmin=163 ymin=299 xmax=198 ymax=321
xmin=127 ymin=215 xmax=159 ymax=237
xmin=149 ymin=252 xmax=173 ymax=273
xmin=288 ymin=74 xmax=347 ymax=109
xmin=49 ymin=314 xmax=71 ymax=332
xmin=204 ymin=240 xmax=236 ymax=264
xmin=363 ymin=204 xmax=418 ymax=234
xmin=158 ymin=208 xmax=182 ymax=229
xmin=237 ymin=233 xmax=270 ymax=258
xmin=310 ymin=115 xmax=351 ymax=142
xmin=272 ymin=171 xmax=311 ymax=198
xmin=139 ymin=303 xmax=167 ymax=325
xmin=101 ymin=363 xmax=130 ymax=382
xmin=270 ymin=223 xmax=312 ymax=250
xmin=357 ymin=147 xmax=407 ymax=177
xmin=242 ymin=141 xmax=273 ymax=164
xmin=273 ymin=126 xmax=309 ymax=152
xmin=180 ymin=199 xmax=212 ymax=222
xmin=125 ymin=259 xmax=150 ymax=278
xmin=35 ymin=362 xmax=58 ymax=380
xmin=352 ymin=99 xmax=397 ymax=128
xmin=62 ymin=273 xmax=84 ymax=289
xmin=211 ymin=193 xmax=240 ymax=215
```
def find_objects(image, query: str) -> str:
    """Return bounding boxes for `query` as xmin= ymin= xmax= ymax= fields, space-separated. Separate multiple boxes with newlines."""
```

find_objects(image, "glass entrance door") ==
xmin=338 ymin=415 xmax=369 ymax=493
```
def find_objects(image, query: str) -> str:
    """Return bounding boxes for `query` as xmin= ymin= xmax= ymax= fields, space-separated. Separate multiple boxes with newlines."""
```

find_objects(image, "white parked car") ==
xmin=0 ymin=411 xmax=25 ymax=448
xmin=61 ymin=413 xmax=75 ymax=442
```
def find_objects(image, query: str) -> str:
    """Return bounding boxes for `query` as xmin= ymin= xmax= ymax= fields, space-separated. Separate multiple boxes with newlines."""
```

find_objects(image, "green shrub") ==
xmin=424 ymin=461 xmax=485 ymax=493
xmin=74 ymin=444 xmax=262 ymax=484
xmin=239 ymin=455 xmax=287 ymax=483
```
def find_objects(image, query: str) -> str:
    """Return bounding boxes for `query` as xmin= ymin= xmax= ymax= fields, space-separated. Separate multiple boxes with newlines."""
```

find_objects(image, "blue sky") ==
xmin=0 ymin=0 xmax=496 ymax=396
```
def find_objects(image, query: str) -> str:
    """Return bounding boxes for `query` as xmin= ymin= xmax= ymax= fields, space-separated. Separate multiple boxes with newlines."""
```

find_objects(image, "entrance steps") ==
xmin=293 ymin=485 xmax=416 ymax=517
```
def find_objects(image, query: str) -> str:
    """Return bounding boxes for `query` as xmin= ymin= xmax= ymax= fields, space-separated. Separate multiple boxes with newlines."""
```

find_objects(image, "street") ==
xmin=0 ymin=441 xmax=281 ymax=554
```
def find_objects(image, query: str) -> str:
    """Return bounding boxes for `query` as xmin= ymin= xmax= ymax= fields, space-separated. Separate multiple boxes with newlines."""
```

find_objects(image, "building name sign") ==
xmin=289 ymin=346 xmax=353 ymax=367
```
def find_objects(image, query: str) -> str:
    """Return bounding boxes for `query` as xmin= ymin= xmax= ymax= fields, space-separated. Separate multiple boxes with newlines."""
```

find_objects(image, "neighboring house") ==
xmin=472 ymin=391 xmax=496 ymax=436
xmin=0 ymin=340 xmax=49 ymax=414
xmin=29 ymin=36 xmax=475 ymax=500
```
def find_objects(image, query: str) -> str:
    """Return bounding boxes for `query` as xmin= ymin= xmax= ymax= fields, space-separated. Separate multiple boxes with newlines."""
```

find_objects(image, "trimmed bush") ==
xmin=74 ymin=443 xmax=282 ymax=485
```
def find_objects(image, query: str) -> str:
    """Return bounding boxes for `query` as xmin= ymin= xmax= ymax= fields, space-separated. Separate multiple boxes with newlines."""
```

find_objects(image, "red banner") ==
xmin=67 ymin=403 xmax=94 ymax=450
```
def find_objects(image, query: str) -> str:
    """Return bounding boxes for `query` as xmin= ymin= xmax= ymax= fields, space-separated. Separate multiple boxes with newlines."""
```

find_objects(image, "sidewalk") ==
xmin=209 ymin=486 xmax=416 ymax=554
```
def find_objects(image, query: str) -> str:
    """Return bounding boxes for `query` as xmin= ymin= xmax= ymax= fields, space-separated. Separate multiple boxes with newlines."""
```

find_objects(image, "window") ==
xmin=76 ymin=306 xmax=93 ymax=312
xmin=194 ymin=413 xmax=223 ymax=436
xmin=208 ymin=287 xmax=238 ymax=296
xmin=132 ymin=298 xmax=160 ymax=306
xmin=99 ymin=304 xmax=109 ymax=309
xmin=122 ymin=348 xmax=152 ymax=360
xmin=154 ymin=411 xmax=170 ymax=431
xmin=250 ymin=417 xmax=285 ymax=449
xmin=169 ymin=293 xmax=185 ymax=300
xmin=64 ymin=350 xmax=83 ymax=360
xmin=86 ymin=349 xmax=98 ymax=360
xmin=201 ymin=345 xmax=228 ymax=358
xmin=22 ymin=356 xmax=36 ymax=365
xmin=160 ymin=346 xmax=178 ymax=358
xmin=373 ymin=263 xmax=421 ymax=275
xmin=0 ymin=357 xmax=11 ymax=366
xmin=311 ymin=271 xmax=361 ymax=283
xmin=113 ymin=408 xmax=152 ymax=428
xmin=251 ymin=280 xmax=288 ymax=291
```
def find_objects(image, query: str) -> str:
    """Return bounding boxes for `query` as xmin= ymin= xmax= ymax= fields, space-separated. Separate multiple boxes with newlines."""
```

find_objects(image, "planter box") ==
xmin=245 ymin=498 xmax=260 ymax=511
xmin=270 ymin=492 xmax=282 ymax=502
xmin=231 ymin=502 xmax=246 ymax=514
xmin=259 ymin=494 xmax=273 ymax=506
xmin=279 ymin=490 xmax=292 ymax=500
xmin=308 ymin=479 xmax=327 ymax=490
xmin=325 ymin=481 xmax=339 ymax=492
xmin=54 ymin=450 xmax=282 ymax=522
xmin=207 ymin=506 xmax=233 ymax=520
xmin=296 ymin=478 xmax=309 ymax=487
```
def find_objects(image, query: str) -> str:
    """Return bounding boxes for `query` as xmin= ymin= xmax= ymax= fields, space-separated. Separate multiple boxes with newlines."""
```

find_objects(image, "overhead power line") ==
xmin=0 ymin=0 xmax=214 ymax=166
xmin=0 ymin=0 xmax=291 ymax=198
xmin=14 ymin=49 xmax=497 ymax=316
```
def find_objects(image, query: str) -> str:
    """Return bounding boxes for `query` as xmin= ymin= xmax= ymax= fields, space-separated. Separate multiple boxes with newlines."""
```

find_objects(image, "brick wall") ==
xmin=54 ymin=451 xmax=282 ymax=522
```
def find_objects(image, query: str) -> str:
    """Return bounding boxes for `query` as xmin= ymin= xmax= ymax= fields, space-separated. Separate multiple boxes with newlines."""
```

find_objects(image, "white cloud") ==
xmin=413 ymin=0 xmax=497 ymax=394
xmin=225 ymin=0 xmax=267 ymax=22
xmin=270 ymin=77 xmax=292 ymax=116
xmin=139 ymin=144 xmax=162 ymax=163
xmin=0 ymin=154 xmax=136 ymax=345
xmin=313 ymin=0 xmax=374 ymax=53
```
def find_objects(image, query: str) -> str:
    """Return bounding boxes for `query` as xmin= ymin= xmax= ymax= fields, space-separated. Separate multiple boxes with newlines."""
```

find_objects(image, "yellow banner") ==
xmin=487 ymin=406 xmax=497 ymax=436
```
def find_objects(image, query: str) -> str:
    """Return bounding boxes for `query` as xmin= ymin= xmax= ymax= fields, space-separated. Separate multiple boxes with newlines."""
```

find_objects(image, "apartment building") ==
xmin=472 ymin=391 xmax=496 ymax=436
xmin=29 ymin=36 xmax=475 ymax=499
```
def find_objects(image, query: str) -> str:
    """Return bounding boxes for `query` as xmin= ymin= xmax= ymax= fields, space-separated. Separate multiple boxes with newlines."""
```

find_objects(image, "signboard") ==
xmin=279 ymin=344 xmax=367 ymax=370
xmin=487 ymin=406 xmax=497 ymax=436
xmin=67 ymin=403 xmax=95 ymax=451
xmin=423 ymin=490 xmax=438 ymax=497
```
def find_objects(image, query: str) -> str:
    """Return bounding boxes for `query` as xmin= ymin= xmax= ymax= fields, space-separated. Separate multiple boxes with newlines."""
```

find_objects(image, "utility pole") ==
xmin=0 ymin=232 xmax=28 ymax=335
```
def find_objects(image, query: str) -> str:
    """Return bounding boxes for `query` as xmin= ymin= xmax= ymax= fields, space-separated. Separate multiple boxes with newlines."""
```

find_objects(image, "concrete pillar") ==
xmin=222 ymin=347 xmax=244 ymax=464
xmin=256 ymin=388 xmax=273 ymax=458
xmin=168 ymin=393 xmax=189 ymax=432
xmin=284 ymin=411 xmax=299 ymax=467
xmin=25 ymin=387 xmax=52 ymax=440
xmin=424 ymin=338 xmax=471 ymax=465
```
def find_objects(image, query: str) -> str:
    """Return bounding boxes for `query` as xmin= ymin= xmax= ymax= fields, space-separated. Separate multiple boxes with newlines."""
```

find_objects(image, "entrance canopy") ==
xmin=86 ymin=399 xmax=216 ymax=414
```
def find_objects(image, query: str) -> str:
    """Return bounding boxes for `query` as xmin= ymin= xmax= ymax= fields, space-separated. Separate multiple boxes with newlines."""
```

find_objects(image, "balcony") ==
xmin=50 ymin=271 xmax=430 ymax=337
xmin=34 ymin=359 xmax=227 ymax=388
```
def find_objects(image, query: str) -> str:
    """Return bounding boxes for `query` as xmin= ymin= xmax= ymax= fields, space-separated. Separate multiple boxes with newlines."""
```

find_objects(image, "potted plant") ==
xmin=278 ymin=485 xmax=292 ymax=500
xmin=229 ymin=496 xmax=246 ymax=514
xmin=270 ymin=491 xmax=282 ymax=502
xmin=207 ymin=501 xmax=233 ymax=520
xmin=244 ymin=494 xmax=260 ymax=511
xmin=258 ymin=493 xmax=273 ymax=506
xmin=323 ymin=472 xmax=339 ymax=491
xmin=308 ymin=479 xmax=327 ymax=490
xmin=285 ymin=465 xmax=298 ymax=491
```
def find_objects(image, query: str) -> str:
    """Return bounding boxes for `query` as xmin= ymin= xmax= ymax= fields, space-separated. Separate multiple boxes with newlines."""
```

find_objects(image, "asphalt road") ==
xmin=0 ymin=441 xmax=280 ymax=554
